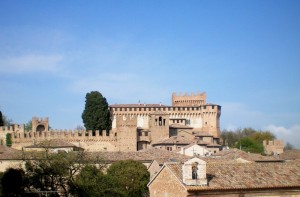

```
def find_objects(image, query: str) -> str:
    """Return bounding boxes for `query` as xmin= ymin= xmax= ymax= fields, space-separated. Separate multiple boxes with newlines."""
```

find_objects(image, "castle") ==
xmin=0 ymin=92 xmax=221 ymax=152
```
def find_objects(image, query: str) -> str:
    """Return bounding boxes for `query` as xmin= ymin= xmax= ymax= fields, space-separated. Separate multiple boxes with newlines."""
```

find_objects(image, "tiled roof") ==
xmin=169 ymin=124 xmax=193 ymax=129
xmin=165 ymin=162 xmax=300 ymax=190
xmin=85 ymin=147 xmax=191 ymax=163
xmin=153 ymin=136 xmax=197 ymax=145
xmin=0 ymin=145 xmax=23 ymax=160
xmin=152 ymin=136 xmax=221 ymax=147
xmin=110 ymin=104 xmax=169 ymax=107
xmin=25 ymin=139 xmax=80 ymax=148
xmin=279 ymin=149 xmax=300 ymax=160
xmin=212 ymin=148 xmax=280 ymax=162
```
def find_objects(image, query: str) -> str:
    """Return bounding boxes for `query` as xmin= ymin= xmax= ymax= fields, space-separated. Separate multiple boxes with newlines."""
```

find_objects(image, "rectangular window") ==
xmin=145 ymin=132 xmax=148 ymax=136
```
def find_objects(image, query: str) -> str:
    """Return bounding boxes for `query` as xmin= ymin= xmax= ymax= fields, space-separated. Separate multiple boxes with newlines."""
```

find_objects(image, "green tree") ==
xmin=236 ymin=137 xmax=264 ymax=153
xmin=1 ymin=168 xmax=26 ymax=196
xmin=0 ymin=111 xmax=3 ymax=127
xmin=25 ymin=120 xmax=32 ymax=132
xmin=107 ymin=160 xmax=150 ymax=197
xmin=82 ymin=91 xmax=112 ymax=131
xmin=25 ymin=151 xmax=106 ymax=196
xmin=5 ymin=133 xmax=12 ymax=147
xmin=71 ymin=165 xmax=122 ymax=197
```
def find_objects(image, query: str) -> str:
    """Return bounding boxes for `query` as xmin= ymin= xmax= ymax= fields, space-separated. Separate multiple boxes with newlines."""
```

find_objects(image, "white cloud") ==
xmin=0 ymin=54 xmax=63 ymax=73
xmin=264 ymin=124 xmax=300 ymax=148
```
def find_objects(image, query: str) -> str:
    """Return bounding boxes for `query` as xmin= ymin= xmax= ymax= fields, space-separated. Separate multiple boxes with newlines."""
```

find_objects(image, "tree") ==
xmin=24 ymin=151 xmax=106 ymax=196
xmin=25 ymin=120 xmax=32 ymax=132
xmin=0 ymin=112 xmax=13 ymax=126
xmin=82 ymin=91 xmax=112 ymax=131
xmin=236 ymin=137 xmax=264 ymax=153
xmin=107 ymin=160 xmax=150 ymax=197
xmin=71 ymin=165 xmax=122 ymax=197
xmin=6 ymin=133 xmax=12 ymax=147
xmin=0 ymin=111 xmax=3 ymax=127
xmin=1 ymin=168 xmax=26 ymax=196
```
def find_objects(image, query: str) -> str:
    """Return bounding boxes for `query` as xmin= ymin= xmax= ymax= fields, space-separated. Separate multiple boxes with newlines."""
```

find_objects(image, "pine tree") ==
xmin=82 ymin=91 xmax=112 ymax=131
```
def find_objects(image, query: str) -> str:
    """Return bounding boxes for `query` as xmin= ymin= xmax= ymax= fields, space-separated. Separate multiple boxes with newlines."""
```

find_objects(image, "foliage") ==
xmin=1 ymin=168 xmax=26 ymax=196
xmin=235 ymin=137 xmax=264 ymax=153
xmin=25 ymin=120 xmax=32 ymax=132
xmin=5 ymin=133 xmax=12 ymax=147
xmin=2 ymin=115 xmax=13 ymax=126
xmin=0 ymin=111 xmax=3 ymax=127
xmin=82 ymin=91 xmax=112 ymax=131
xmin=221 ymin=127 xmax=276 ymax=154
xmin=24 ymin=151 xmax=106 ymax=196
xmin=71 ymin=165 xmax=123 ymax=197
xmin=107 ymin=160 xmax=150 ymax=197
xmin=284 ymin=142 xmax=294 ymax=150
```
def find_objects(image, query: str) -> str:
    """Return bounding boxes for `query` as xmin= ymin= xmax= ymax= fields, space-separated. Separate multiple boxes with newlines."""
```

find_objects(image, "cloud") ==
xmin=0 ymin=54 xmax=63 ymax=73
xmin=264 ymin=124 xmax=300 ymax=148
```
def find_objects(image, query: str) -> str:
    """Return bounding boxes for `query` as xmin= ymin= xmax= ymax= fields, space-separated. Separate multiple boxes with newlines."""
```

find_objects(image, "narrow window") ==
xmin=159 ymin=116 xmax=162 ymax=126
xmin=192 ymin=163 xmax=198 ymax=179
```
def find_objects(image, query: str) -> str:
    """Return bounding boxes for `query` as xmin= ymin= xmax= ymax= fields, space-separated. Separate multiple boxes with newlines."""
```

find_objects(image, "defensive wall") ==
xmin=263 ymin=140 xmax=284 ymax=155
xmin=0 ymin=92 xmax=222 ymax=152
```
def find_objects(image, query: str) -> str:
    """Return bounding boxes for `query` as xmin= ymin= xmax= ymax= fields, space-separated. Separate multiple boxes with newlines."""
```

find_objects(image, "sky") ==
xmin=0 ymin=1 xmax=299 ymax=147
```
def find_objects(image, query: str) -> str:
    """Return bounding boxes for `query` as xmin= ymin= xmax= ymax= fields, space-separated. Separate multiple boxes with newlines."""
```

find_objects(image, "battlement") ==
xmin=11 ymin=129 xmax=117 ymax=145
xmin=172 ymin=92 xmax=206 ymax=106
xmin=0 ymin=124 xmax=25 ymax=132
xmin=32 ymin=117 xmax=48 ymax=122
xmin=263 ymin=140 xmax=284 ymax=155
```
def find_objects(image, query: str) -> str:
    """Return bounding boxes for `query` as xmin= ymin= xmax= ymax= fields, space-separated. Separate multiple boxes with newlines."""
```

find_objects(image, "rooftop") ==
xmin=165 ymin=162 xmax=300 ymax=191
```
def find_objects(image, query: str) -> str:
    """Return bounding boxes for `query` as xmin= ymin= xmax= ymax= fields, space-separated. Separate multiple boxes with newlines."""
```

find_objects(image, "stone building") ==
xmin=263 ymin=139 xmax=284 ymax=155
xmin=0 ymin=92 xmax=222 ymax=152
xmin=148 ymin=157 xmax=300 ymax=197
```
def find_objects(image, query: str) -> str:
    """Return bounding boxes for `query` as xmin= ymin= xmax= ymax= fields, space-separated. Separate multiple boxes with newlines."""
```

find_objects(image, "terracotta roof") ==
xmin=25 ymin=139 xmax=80 ymax=149
xmin=279 ymin=149 xmax=300 ymax=160
xmin=165 ymin=162 xmax=300 ymax=190
xmin=193 ymin=132 xmax=214 ymax=137
xmin=152 ymin=136 xmax=196 ymax=145
xmin=85 ymin=147 xmax=191 ymax=163
xmin=169 ymin=124 xmax=193 ymax=129
xmin=0 ymin=145 xmax=23 ymax=160
xmin=110 ymin=104 xmax=169 ymax=107
xmin=212 ymin=148 xmax=281 ymax=162
xmin=152 ymin=136 xmax=221 ymax=147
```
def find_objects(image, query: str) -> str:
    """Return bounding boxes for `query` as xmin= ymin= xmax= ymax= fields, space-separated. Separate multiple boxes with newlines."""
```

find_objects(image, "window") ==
xmin=139 ymin=131 xmax=142 ymax=136
xmin=145 ymin=132 xmax=148 ymax=136
xmin=159 ymin=116 xmax=162 ymax=126
xmin=192 ymin=163 xmax=198 ymax=179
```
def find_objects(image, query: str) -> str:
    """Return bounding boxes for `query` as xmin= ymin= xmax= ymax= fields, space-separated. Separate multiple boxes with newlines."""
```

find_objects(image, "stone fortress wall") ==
xmin=263 ymin=140 xmax=285 ymax=155
xmin=0 ymin=92 xmax=222 ymax=152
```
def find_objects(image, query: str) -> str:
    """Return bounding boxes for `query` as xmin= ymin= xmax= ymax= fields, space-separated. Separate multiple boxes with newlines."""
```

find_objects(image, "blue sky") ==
xmin=0 ymin=1 xmax=299 ymax=147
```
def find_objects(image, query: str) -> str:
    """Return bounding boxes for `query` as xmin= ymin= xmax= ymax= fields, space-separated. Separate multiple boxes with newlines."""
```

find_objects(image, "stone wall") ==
xmin=263 ymin=140 xmax=284 ymax=155
xmin=149 ymin=166 xmax=188 ymax=197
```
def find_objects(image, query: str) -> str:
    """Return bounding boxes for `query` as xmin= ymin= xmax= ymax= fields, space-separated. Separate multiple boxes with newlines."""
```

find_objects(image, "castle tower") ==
xmin=172 ymin=92 xmax=206 ymax=106
xmin=116 ymin=114 xmax=138 ymax=152
xmin=149 ymin=111 xmax=170 ymax=143
xmin=32 ymin=117 xmax=49 ymax=133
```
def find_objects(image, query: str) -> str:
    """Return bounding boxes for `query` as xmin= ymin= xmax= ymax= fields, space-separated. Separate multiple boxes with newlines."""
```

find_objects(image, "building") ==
xmin=0 ymin=92 xmax=221 ymax=152
xmin=148 ymin=157 xmax=300 ymax=197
